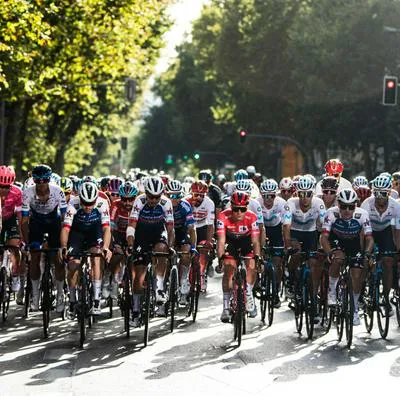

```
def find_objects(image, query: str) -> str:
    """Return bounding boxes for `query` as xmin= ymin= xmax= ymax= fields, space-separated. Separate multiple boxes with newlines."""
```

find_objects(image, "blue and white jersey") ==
xmin=322 ymin=206 xmax=372 ymax=240
xmin=361 ymin=196 xmax=400 ymax=231
xmin=22 ymin=184 xmax=67 ymax=219
xmin=287 ymin=196 xmax=325 ymax=232
xmin=257 ymin=195 xmax=292 ymax=227
xmin=173 ymin=199 xmax=195 ymax=231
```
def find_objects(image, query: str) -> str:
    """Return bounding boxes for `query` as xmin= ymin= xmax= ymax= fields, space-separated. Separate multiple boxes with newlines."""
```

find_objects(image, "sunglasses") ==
xmin=281 ymin=189 xmax=292 ymax=194
xmin=121 ymin=197 xmax=135 ymax=202
xmin=263 ymin=194 xmax=276 ymax=199
xmin=298 ymin=191 xmax=313 ymax=198
xmin=64 ymin=192 xmax=71 ymax=196
xmin=0 ymin=185 xmax=10 ymax=190
xmin=81 ymin=200 xmax=96 ymax=207
xmin=34 ymin=178 xmax=50 ymax=184
xmin=329 ymin=173 xmax=341 ymax=178
xmin=374 ymin=190 xmax=389 ymax=198
xmin=322 ymin=190 xmax=336 ymax=195
xmin=111 ymin=193 xmax=119 ymax=197
xmin=232 ymin=206 xmax=247 ymax=213
xmin=339 ymin=203 xmax=356 ymax=211
xmin=146 ymin=193 xmax=161 ymax=200
xmin=168 ymin=193 xmax=182 ymax=199
xmin=193 ymin=193 xmax=205 ymax=198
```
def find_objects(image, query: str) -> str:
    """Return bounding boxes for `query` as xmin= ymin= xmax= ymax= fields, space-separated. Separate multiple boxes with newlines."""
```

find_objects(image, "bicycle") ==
xmin=106 ymin=247 xmax=126 ymax=319
xmin=392 ymin=255 xmax=400 ymax=327
xmin=119 ymin=253 xmax=132 ymax=338
xmin=187 ymin=251 xmax=201 ymax=322
xmin=165 ymin=250 xmax=179 ymax=333
xmin=0 ymin=244 xmax=14 ymax=322
xmin=362 ymin=250 xmax=396 ymax=339
xmin=255 ymin=246 xmax=280 ymax=326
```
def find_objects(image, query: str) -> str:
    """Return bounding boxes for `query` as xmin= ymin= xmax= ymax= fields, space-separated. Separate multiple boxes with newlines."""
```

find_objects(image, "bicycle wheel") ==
xmin=41 ymin=271 xmax=51 ymax=338
xmin=320 ymin=267 xmax=329 ymax=328
xmin=267 ymin=265 xmax=276 ymax=326
xmin=169 ymin=265 xmax=178 ymax=333
xmin=191 ymin=262 xmax=201 ymax=322
xmin=79 ymin=279 xmax=87 ymax=348
xmin=376 ymin=272 xmax=389 ymax=339
xmin=395 ymin=289 xmax=400 ymax=327
xmin=304 ymin=272 xmax=315 ymax=340
xmin=344 ymin=276 xmax=354 ymax=348
xmin=24 ymin=274 xmax=31 ymax=318
xmin=0 ymin=267 xmax=7 ymax=321
xmin=123 ymin=271 xmax=131 ymax=337
xmin=294 ymin=277 xmax=303 ymax=333
xmin=234 ymin=279 xmax=244 ymax=346
xmin=260 ymin=271 xmax=267 ymax=323
xmin=336 ymin=281 xmax=344 ymax=341
xmin=363 ymin=273 xmax=374 ymax=333
xmin=143 ymin=266 xmax=152 ymax=347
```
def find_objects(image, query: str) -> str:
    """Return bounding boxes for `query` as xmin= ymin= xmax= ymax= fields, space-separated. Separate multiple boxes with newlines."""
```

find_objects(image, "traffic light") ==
xmin=125 ymin=78 xmax=136 ymax=102
xmin=239 ymin=130 xmax=247 ymax=143
xmin=383 ymin=76 xmax=398 ymax=106
xmin=165 ymin=154 xmax=174 ymax=166
xmin=193 ymin=152 xmax=200 ymax=160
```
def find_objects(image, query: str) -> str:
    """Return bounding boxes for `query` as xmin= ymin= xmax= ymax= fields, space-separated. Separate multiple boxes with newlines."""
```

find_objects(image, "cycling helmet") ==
xmin=0 ymin=165 xmax=16 ymax=186
xmin=356 ymin=186 xmax=371 ymax=201
xmin=337 ymin=188 xmax=357 ymax=204
xmin=144 ymin=176 xmax=164 ymax=195
xmin=199 ymin=169 xmax=213 ymax=182
xmin=82 ymin=175 xmax=97 ymax=184
xmin=191 ymin=180 xmax=208 ymax=194
xmin=234 ymin=169 xmax=248 ymax=182
xmin=235 ymin=179 xmax=252 ymax=194
xmin=304 ymin=174 xmax=317 ymax=188
xmin=296 ymin=176 xmax=314 ymax=192
xmin=50 ymin=172 xmax=61 ymax=186
xmin=109 ymin=177 xmax=124 ymax=193
xmin=392 ymin=171 xmax=400 ymax=182
xmin=118 ymin=181 xmax=138 ymax=198
xmin=321 ymin=176 xmax=339 ymax=191
xmin=32 ymin=164 xmax=52 ymax=182
xmin=325 ymin=159 xmax=343 ymax=176
xmin=160 ymin=174 xmax=171 ymax=186
xmin=279 ymin=177 xmax=293 ymax=191
xmin=260 ymin=179 xmax=279 ymax=194
xmin=231 ymin=191 xmax=250 ymax=206
xmin=79 ymin=182 xmax=99 ymax=204
xmin=184 ymin=176 xmax=195 ymax=184
xmin=246 ymin=165 xmax=256 ymax=178
xmin=352 ymin=175 xmax=368 ymax=188
xmin=24 ymin=177 xmax=35 ymax=190
xmin=292 ymin=175 xmax=301 ymax=189
xmin=372 ymin=174 xmax=392 ymax=190
xmin=100 ymin=176 xmax=110 ymax=189
xmin=217 ymin=174 xmax=226 ymax=184
xmin=165 ymin=179 xmax=183 ymax=196
xmin=60 ymin=177 xmax=73 ymax=193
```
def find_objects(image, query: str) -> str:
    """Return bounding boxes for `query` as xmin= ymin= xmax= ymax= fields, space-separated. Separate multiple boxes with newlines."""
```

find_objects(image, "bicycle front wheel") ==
xmin=363 ymin=274 xmax=374 ymax=333
xmin=336 ymin=282 xmax=344 ymax=342
xmin=79 ymin=281 xmax=87 ymax=348
xmin=344 ymin=276 xmax=354 ymax=348
xmin=41 ymin=272 xmax=52 ymax=338
xmin=267 ymin=265 xmax=276 ymax=326
xmin=143 ymin=266 xmax=152 ymax=347
xmin=169 ymin=266 xmax=178 ymax=333
xmin=376 ymin=272 xmax=389 ymax=339
xmin=304 ymin=272 xmax=315 ymax=340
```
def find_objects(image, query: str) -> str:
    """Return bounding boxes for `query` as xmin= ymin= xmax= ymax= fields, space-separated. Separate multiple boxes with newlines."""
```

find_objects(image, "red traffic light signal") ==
xmin=383 ymin=76 xmax=398 ymax=106
xmin=239 ymin=130 xmax=247 ymax=143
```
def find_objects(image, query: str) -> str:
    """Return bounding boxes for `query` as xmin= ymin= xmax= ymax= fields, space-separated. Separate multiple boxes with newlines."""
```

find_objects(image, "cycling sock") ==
xmin=329 ymin=276 xmax=338 ymax=293
xmin=223 ymin=292 xmax=231 ymax=309
xmin=180 ymin=265 xmax=189 ymax=284
xmin=69 ymin=287 xmax=77 ymax=303
xmin=246 ymin=283 xmax=254 ymax=294
xmin=156 ymin=275 xmax=164 ymax=291
xmin=31 ymin=279 xmax=40 ymax=296
xmin=56 ymin=280 xmax=64 ymax=296
xmin=132 ymin=293 xmax=141 ymax=312
xmin=93 ymin=280 xmax=101 ymax=300
xmin=353 ymin=292 xmax=360 ymax=311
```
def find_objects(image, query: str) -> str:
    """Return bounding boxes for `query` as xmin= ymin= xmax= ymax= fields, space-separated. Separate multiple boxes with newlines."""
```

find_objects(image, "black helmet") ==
xmin=321 ymin=176 xmax=339 ymax=191
xmin=199 ymin=169 xmax=212 ymax=182
xmin=100 ymin=176 xmax=110 ymax=188
xmin=32 ymin=164 xmax=52 ymax=182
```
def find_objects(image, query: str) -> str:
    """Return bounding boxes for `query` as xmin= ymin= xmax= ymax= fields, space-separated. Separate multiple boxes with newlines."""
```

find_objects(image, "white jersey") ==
xmin=361 ymin=196 xmax=400 ymax=231
xmin=226 ymin=198 xmax=263 ymax=225
xmin=258 ymin=196 xmax=292 ymax=227
xmin=22 ymin=184 xmax=67 ymax=216
xmin=223 ymin=181 xmax=236 ymax=197
xmin=390 ymin=189 xmax=399 ymax=200
xmin=189 ymin=195 xmax=215 ymax=228
xmin=287 ymin=196 xmax=326 ymax=232
xmin=315 ymin=177 xmax=352 ymax=196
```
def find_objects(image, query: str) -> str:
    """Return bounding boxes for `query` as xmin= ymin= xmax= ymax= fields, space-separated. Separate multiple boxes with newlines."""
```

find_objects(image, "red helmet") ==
xmin=191 ymin=180 xmax=208 ymax=194
xmin=231 ymin=191 xmax=250 ymax=206
xmin=160 ymin=174 xmax=171 ymax=186
xmin=325 ymin=159 xmax=343 ymax=176
xmin=0 ymin=165 xmax=16 ymax=186
xmin=356 ymin=186 xmax=371 ymax=202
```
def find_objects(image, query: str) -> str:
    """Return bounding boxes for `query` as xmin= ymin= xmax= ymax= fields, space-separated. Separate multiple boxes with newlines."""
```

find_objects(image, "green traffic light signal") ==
xmin=183 ymin=154 xmax=189 ymax=161
xmin=165 ymin=154 xmax=174 ymax=165
xmin=193 ymin=153 xmax=200 ymax=160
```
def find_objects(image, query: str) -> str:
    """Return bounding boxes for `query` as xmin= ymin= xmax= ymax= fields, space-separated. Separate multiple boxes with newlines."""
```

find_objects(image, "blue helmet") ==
xmin=32 ymin=164 xmax=52 ymax=181
xmin=234 ymin=169 xmax=249 ymax=182
xmin=118 ymin=181 xmax=138 ymax=198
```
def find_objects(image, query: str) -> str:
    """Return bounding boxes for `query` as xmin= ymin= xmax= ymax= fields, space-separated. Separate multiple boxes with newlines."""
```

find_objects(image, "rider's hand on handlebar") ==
xmin=103 ymin=248 xmax=112 ymax=262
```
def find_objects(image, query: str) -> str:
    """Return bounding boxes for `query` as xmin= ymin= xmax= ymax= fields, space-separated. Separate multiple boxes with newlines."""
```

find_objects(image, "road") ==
xmin=1 ymin=272 xmax=400 ymax=395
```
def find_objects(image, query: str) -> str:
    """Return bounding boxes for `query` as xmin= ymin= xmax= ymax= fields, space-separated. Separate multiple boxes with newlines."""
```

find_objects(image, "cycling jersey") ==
xmin=22 ymin=184 xmax=67 ymax=218
xmin=110 ymin=199 xmax=130 ymax=234
xmin=186 ymin=195 xmax=215 ymax=228
xmin=287 ymin=197 xmax=325 ymax=232
xmin=208 ymin=183 xmax=222 ymax=210
xmin=173 ymin=199 xmax=195 ymax=230
xmin=258 ymin=196 xmax=292 ymax=228
xmin=361 ymin=196 xmax=400 ymax=231
xmin=217 ymin=208 xmax=259 ymax=257
xmin=1 ymin=185 xmax=22 ymax=220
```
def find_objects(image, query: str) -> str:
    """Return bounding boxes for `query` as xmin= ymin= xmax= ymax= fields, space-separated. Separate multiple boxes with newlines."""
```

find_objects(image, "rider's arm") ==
xmin=166 ymin=222 xmax=175 ymax=248
xmin=320 ymin=233 xmax=331 ymax=253
xmin=188 ymin=224 xmax=197 ymax=248
xmin=282 ymin=224 xmax=291 ymax=249
xmin=216 ymin=215 xmax=226 ymax=259
xmin=60 ymin=226 xmax=70 ymax=248
xmin=251 ymin=233 xmax=261 ymax=257
xmin=364 ymin=234 xmax=374 ymax=255
xmin=126 ymin=218 xmax=137 ymax=247
xmin=102 ymin=225 xmax=111 ymax=250
xmin=206 ymin=224 xmax=214 ymax=245
xmin=260 ymin=225 xmax=266 ymax=248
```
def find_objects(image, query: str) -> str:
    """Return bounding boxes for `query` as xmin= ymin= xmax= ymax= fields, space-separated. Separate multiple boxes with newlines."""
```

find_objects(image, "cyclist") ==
xmin=164 ymin=179 xmax=197 ymax=306
xmin=286 ymin=176 xmax=326 ymax=305
xmin=378 ymin=172 xmax=398 ymax=199
xmin=21 ymin=165 xmax=67 ymax=312
xmin=278 ymin=177 xmax=295 ymax=201
xmin=126 ymin=176 xmax=174 ymax=326
xmin=315 ymin=159 xmax=352 ymax=196
xmin=321 ymin=188 xmax=373 ymax=325
xmin=60 ymin=177 xmax=74 ymax=204
xmin=217 ymin=192 xmax=261 ymax=322
xmin=392 ymin=172 xmax=400 ymax=197
xmin=0 ymin=166 xmax=22 ymax=296
xmin=319 ymin=176 xmax=339 ymax=210
xmin=61 ymin=181 xmax=112 ymax=316
xmin=185 ymin=180 xmax=215 ymax=292
xmin=361 ymin=174 xmax=400 ymax=314
xmin=106 ymin=181 xmax=139 ymax=300
xmin=258 ymin=179 xmax=292 ymax=307
xmin=352 ymin=176 xmax=371 ymax=205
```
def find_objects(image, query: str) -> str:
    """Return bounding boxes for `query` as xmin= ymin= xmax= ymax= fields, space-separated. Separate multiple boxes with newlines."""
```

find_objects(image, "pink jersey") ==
xmin=1 ymin=185 xmax=22 ymax=220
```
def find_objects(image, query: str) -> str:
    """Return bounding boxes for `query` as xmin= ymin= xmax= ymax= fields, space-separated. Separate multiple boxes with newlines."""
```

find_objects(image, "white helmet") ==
xmin=304 ymin=174 xmax=316 ymax=188
xmin=165 ymin=179 xmax=183 ymax=195
xmin=235 ymin=179 xmax=252 ymax=194
xmin=352 ymin=175 xmax=368 ymax=188
xmin=183 ymin=176 xmax=195 ymax=184
xmin=337 ymin=188 xmax=357 ymax=204
xmin=279 ymin=177 xmax=293 ymax=190
xmin=79 ymin=182 xmax=99 ymax=203
xmin=144 ymin=176 xmax=164 ymax=195
xmin=296 ymin=176 xmax=314 ymax=192
xmin=24 ymin=177 xmax=35 ymax=190
xmin=246 ymin=165 xmax=256 ymax=176
xmin=260 ymin=179 xmax=279 ymax=194
xmin=372 ymin=174 xmax=392 ymax=190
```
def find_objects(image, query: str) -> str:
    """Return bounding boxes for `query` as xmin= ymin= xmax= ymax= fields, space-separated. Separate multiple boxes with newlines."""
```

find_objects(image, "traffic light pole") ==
xmin=247 ymin=133 xmax=313 ymax=173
